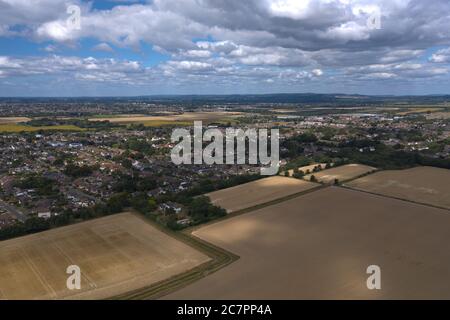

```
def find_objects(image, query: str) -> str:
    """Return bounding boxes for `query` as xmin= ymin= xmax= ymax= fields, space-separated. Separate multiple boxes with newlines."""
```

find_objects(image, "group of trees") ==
xmin=119 ymin=137 xmax=154 ymax=155
xmin=113 ymin=173 xmax=157 ymax=193
xmin=0 ymin=190 xmax=154 ymax=241
xmin=176 ymin=174 xmax=262 ymax=198
xmin=336 ymin=142 xmax=450 ymax=170
xmin=25 ymin=118 xmax=120 ymax=129
xmin=64 ymin=163 xmax=96 ymax=178
xmin=14 ymin=174 xmax=58 ymax=196
xmin=281 ymin=132 xmax=318 ymax=158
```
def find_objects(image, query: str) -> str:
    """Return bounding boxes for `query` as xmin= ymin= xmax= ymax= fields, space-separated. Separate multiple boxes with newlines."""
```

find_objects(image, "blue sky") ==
xmin=0 ymin=0 xmax=449 ymax=96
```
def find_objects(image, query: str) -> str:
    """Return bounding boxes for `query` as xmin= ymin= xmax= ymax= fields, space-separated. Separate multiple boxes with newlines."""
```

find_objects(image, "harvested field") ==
xmin=89 ymin=112 xmax=242 ymax=124
xmin=0 ymin=124 xmax=84 ymax=133
xmin=304 ymin=164 xmax=376 ymax=183
xmin=0 ymin=117 xmax=31 ymax=124
xmin=426 ymin=111 xmax=450 ymax=120
xmin=0 ymin=212 xmax=209 ymax=300
xmin=206 ymin=176 xmax=319 ymax=213
xmin=396 ymin=107 xmax=444 ymax=115
xmin=346 ymin=166 xmax=450 ymax=209
xmin=282 ymin=163 xmax=328 ymax=177
xmin=167 ymin=187 xmax=450 ymax=299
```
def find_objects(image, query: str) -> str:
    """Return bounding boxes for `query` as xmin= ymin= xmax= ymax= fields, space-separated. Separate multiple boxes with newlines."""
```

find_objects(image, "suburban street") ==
xmin=0 ymin=199 xmax=27 ymax=223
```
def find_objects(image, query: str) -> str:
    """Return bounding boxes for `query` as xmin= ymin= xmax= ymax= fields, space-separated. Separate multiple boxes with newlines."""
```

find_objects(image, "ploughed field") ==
xmin=346 ymin=166 xmax=450 ymax=209
xmin=0 ymin=212 xmax=209 ymax=299
xmin=206 ymin=176 xmax=319 ymax=213
xmin=167 ymin=187 xmax=450 ymax=299
xmin=304 ymin=163 xmax=376 ymax=183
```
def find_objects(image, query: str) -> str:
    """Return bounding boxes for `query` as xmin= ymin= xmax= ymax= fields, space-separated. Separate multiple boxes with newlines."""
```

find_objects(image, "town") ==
xmin=0 ymin=96 xmax=449 ymax=238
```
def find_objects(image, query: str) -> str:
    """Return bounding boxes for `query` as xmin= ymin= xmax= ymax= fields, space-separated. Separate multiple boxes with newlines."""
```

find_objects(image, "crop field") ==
xmin=167 ymin=187 xmax=450 ymax=299
xmin=0 ymin=124 xmax=83 ymax=133
xmin=0 ymin=117 xmax=31 ymax=124
xmin=141 ymin=120 xmax=193 ymax=127
xmin=304 ymin=164 xmax=376 ymax=183
xmin=346 ymin=166 xmax=450 ymax=209
xmin=426 ymin=111 xmax=450 ymax=119
xmin=206 ymin=176 xmax=319 ymax=213
xmin=89 ymin=111 xmax=242 ymax=125
xmin=0 ymin=212 xmax=209 ymax=300
xmin=282 ymin=163 xmax=328 ymax=177
xmin=396 ymin=107 xmax=445 ymax=115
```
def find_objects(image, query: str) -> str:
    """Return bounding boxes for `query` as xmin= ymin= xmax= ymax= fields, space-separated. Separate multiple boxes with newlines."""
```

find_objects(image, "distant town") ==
xmin=0 ymin=95 xmax=449 ymax=236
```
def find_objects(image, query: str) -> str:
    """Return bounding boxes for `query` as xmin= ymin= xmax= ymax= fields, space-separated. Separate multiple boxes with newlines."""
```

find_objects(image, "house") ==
xmin=159 ymin=202 xmax=182 ymax=214
xmin=176 ymin=218 xmax=191 ymax=226
xmin=38 ymin=211 xmax=51 ymax=219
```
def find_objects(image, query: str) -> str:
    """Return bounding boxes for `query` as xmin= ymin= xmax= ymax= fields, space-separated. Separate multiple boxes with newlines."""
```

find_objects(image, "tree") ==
xmin=64 ymin=164 xmax=94 ymax=178
xmin=293 ymin=170 xmax=304 ymax=179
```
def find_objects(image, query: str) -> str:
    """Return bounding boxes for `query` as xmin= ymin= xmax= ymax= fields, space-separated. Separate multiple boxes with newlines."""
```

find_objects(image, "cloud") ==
xmin=92 ymin=43 xmax=114 ymax=53
xmin=0 ymin=0 xmax=450 ymax=94
xmin=430 ymin=48 xmax=450 ymax=63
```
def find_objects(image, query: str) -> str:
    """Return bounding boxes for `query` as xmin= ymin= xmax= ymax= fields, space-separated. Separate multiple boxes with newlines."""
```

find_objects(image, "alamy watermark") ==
xmin=66 ymin=4 xmax=81 ymax=31
xmin=366 ymin=8 xmax=381 ymax=30
xmin=66 ymin=265 xmax=81 ymax=290
xmin=366 ymin=265 xmax=381 ymax=290
xmin=171 ymin=121 xmax=280 ymax=175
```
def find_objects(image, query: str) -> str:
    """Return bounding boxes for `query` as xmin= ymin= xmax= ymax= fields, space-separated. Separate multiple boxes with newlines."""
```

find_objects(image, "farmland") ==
xmin=0 ymin=212 xmax=209 ymax=300
xmin=282 ymin=163 xmax=328 ymax=177
xmin=0 ymin=124 xmax=84 ymax=133
xmin=89 ymin=111 xmax=242 ymax=125
xmin=168 ymin=187 xmax=450 ymax=299
xmin=206 ymin=176 xmax=319 ymax=213
xmin=0 ymin=117 xmax=31 ymax=124
xmin=396 ymin=107 xmax=445 ymax=115
xmin=346 ymin=166 xmax=450 ymax=209
xmin=304 ymin=164 xmax=376 ymax=183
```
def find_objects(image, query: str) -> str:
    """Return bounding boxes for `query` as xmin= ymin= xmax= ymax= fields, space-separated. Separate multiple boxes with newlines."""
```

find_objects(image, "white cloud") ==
xmin=92 ymin=43 xmax=114 ymax=53
xmin=312 ymin=69 xmax=323 ymax=76
xmin=1 ymin=0 xmax=450 ymax=94
xmin=430 ymin=48 xmax=450 ymax=63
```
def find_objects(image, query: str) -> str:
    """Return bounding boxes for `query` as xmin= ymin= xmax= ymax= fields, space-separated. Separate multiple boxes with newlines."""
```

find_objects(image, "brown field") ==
xmin=0 ymin=212 xmax=209 ymax=300
xmin=0 ymin=124 xmax=84 ymax=133
xmin=304 ymin=164 xmax=376 ymax=183
xmin=206 ymin=176 xmax=318 ymax=213
xmin=346 ymin=166 xmax=450 ymax=209
xmin=281 ymin=163 xmax=328 ymax=177
xmin=89 ymin=111 xmax=242 ymax=124
xmin=425 ymin=111 xmax=450 ymax=120
xmin=167 ymin=187 xmax=450 ymax=299
xmin=0 ymin=117 xmax=31 ymax=124
xmin=396 ymin=107 xmax=444 ymax=115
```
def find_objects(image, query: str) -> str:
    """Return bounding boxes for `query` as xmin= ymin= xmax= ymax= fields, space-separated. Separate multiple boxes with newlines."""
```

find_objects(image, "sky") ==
xmin=0 ymin=0 xmax=450 ymax=97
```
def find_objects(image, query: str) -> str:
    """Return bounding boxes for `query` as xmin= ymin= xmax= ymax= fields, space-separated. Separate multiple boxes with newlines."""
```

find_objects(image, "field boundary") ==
xmin=340 ymin=185 xmax=450 ymax=212
xmin=114 ymin=185 xmax=326 ymax=299
xmin=112 ymin=212 xmax=239 ymax=300
xmin=186 ymin=184 xmax=327 ymax=234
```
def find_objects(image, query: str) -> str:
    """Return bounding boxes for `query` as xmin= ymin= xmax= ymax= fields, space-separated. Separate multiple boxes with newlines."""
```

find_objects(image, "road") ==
xmin=67 ymin=187 xmax=97 ymax=202
xmin=0 ymin=199 xmax=27 ymax=223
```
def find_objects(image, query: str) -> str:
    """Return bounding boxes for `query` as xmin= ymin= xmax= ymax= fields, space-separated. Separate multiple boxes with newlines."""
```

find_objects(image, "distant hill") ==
xmin=1 ymin=93 xmax=450 ymax=105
